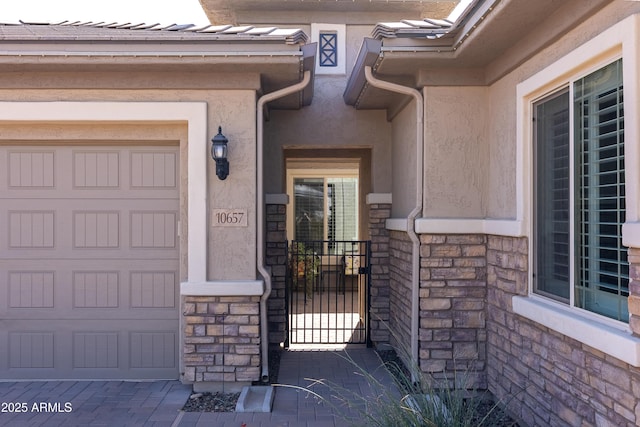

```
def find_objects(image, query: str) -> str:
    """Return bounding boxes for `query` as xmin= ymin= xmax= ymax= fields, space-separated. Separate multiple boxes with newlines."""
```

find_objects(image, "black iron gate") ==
xmin=286 ymin=240 xmax=371 ymax=346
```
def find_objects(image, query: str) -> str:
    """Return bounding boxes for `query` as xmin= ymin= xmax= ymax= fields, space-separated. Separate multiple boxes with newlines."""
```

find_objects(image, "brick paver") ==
xmin=0 ymin=347 xmax=394 ymax=427
xmin=0 ymin=380 xmax=191 ymax=427
xmin=183 ymin=347 xmax=396 ymax=427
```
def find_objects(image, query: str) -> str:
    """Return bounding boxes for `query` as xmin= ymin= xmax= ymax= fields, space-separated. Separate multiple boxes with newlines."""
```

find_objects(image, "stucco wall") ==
xmin=205 ymin=91 xmax=257 ymax=280
xmin=423 ymin=86 xmax=488 ymax=218
xmin=389 ymin=85 xmax=490 ymax=219
xmin=0 ymin=82 xmax=258 ymax=281
xmin=411 ymin=4 xmax=640 ymax=222
xmin=263 ymin=85 xmax=391 ymax=195
xmin=485 ymin=1 xmax=640 ymax=220
xmin=263 ymin=24 xmax=392 ymax=195
xmin=485 ymin=77 xmax=517 ymax=219
xmin=390 ymin=100 xmax=418 ymax=218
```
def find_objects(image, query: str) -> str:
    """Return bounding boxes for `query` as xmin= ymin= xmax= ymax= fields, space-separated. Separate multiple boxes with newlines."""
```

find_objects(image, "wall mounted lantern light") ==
xmin=211 ymin=126 xmax=229 ymax=180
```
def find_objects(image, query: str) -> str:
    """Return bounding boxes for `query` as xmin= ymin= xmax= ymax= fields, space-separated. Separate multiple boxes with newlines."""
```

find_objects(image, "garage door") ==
xmin=0 ymin=144 xmax=180 ymax=380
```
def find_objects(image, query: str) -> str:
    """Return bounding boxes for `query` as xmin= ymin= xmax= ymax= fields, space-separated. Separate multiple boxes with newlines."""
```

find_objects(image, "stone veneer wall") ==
xmin=629 ymin=248 xmax=640 ymax=336
xmin=418 ymin=234 xmax=487 ymax=389
xmin=368 ymin=202 xmax=391 ymax=345
xmin=487 ymin=236 xmax=640 ymax=427
xmin=389 ymin=230 xmax=413 ymax=356
xmin=265 ymin=203 xmax=288 ymax=345
xmin=182 ymin=296 xmax=261 ymax=390
xmin=388 ymin=231 xmax=640 ymax=425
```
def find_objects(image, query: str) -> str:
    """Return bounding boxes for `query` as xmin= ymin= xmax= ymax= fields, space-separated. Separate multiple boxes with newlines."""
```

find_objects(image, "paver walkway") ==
xmin=0 ymin=380 xmax=191 ymax=426
xmin=182 ymin=347 xmax=396 ymax=427
xmin=0 ymin=347 xmax=396 ymax=427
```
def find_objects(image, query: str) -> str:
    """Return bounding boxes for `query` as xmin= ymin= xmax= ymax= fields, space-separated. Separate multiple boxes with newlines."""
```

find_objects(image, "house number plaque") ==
xmin=212 ymin=209 xmax=248 ymax=227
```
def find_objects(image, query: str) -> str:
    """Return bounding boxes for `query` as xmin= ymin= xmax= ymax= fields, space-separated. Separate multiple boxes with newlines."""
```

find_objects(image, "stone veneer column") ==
xmin=182 ymin=295 xmax=261 ymax=392
xmin=628 ymin=248 xmax=640 ymax=336
xmin=265 ymin=194 xmax=289 ymax=345
xmin=419 ymin=234 xmax=487 ymax=389
xmin=389 ymin=231 xmax=414 ymax=355
xmin=366 ymin=194 xmax=392 ymax=346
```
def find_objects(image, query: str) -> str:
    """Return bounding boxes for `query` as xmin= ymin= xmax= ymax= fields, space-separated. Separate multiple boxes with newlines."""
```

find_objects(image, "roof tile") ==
xmin=0 ymin=20 xmax=308 ymax=44
xmin=371 ymin=18 xmax=453 ymax=39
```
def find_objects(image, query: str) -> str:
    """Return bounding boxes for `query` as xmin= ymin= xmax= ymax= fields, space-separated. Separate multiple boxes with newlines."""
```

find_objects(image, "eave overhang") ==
xmin=0 ymin=21 xmax=316 ymax=109
xmin=343 ymin=0 xmax=494 ymax=110
xmin=344 ymin=0 xmax=615 ymax=111
xmin=200 ymin=0 xmax=459 ymax=25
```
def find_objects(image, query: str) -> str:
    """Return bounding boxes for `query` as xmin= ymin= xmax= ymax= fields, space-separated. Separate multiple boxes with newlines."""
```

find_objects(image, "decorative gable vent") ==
xmin=312 ymin=23 xmax=345 ymax=75
xmin=319 ymin=32 xmax=338 ymax=67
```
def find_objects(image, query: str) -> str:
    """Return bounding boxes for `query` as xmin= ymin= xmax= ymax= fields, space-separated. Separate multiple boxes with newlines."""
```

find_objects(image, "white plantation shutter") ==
xmin=574 ymin=59 xmax=629 ymax=321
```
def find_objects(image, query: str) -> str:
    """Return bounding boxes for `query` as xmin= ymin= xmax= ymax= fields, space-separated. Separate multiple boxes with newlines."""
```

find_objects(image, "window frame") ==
xmin=532 ymin=87 xmax=571 ymax=304
xmin=532 ymin=61 xmax=628 ymax=321
xmin=528 ymin=54 xmax=627 ymax=326
xmin=513 ymin=14 xmax=640 ymax=366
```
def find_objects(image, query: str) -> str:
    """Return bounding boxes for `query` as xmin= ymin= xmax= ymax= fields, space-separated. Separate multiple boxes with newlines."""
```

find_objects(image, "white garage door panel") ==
xmin=0 ymin=320 xmax=177 ymax=379
xmin=0 ymin=144 xmax=180 ymax=380
xmin=0 ymin=262 xmax=179 ymax=318
xmin=4 ymin=200 xmax=178 ymax=256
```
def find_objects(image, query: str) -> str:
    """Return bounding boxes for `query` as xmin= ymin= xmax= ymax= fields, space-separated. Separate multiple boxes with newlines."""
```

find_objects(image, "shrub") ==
xmin=284 ymin=345 xmax=518 ymax=426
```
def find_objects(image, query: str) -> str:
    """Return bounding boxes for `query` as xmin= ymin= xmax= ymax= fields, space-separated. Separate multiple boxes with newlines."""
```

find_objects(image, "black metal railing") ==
xmin=286 ymin=240 xmax=371 ymax=346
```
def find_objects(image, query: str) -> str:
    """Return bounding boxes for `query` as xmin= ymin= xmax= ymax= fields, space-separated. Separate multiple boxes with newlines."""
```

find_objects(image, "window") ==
xmin=293 ymin=177 xmax=358 ymax=247
xmin=534 ymin=90 xmax=570 ymax=301
xmin=515 ymin=15 xmax=640 ymax=366
xmin=534 ymin=59 xmax=628 ymax=322
xmin=293 ymin=178 xmax=324 ymax=241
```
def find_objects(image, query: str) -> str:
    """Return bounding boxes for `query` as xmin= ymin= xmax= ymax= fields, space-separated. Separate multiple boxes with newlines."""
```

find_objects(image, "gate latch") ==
xmin=358 ymin=266 xmax=370 ymax=274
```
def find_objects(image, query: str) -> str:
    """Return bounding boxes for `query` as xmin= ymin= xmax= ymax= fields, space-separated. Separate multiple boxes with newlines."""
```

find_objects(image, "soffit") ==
xmin=200 ymin=0 xmax=459 ymax=24
xmin=376 ymin=0 xmax=613 ymax=72
xmin=349 ymin=0 xmax=615 ymax=111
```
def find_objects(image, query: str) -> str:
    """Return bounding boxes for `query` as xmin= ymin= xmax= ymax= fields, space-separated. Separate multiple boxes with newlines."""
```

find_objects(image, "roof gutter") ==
xmin=363 ymin=65 xmax=423 ymax=380
xmin=257 ymin=68 xmax=313 ymax=381
xmin=343 ymin=38 xmax=382 ymax=106
xmin=1 ymin=51 xmax=305 ymax=57
xmin=344 ymin=0 xmax=501 ymax=106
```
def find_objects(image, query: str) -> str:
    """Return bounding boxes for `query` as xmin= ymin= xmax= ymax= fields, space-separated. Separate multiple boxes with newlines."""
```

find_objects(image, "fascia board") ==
xmin=343 ymin=37 xmax=382 ymax=106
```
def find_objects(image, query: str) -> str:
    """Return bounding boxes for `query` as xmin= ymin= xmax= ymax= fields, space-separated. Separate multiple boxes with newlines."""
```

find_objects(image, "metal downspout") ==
xmin=364 ymin=66 xmax=424 ymax=377
xmin=257 ymin=70 xmax=312 ymax=381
